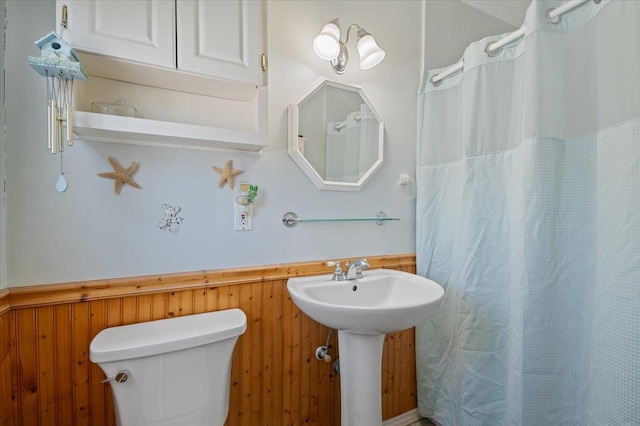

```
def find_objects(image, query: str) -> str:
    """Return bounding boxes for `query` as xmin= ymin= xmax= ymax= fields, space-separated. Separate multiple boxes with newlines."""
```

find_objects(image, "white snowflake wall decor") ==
xmin=158 ymin=204 xmax=184 ymax=232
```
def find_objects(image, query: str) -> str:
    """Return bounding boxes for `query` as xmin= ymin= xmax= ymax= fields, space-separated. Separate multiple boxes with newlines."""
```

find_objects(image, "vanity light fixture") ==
xmin=312 ymin=19 xmax=386 ymax=74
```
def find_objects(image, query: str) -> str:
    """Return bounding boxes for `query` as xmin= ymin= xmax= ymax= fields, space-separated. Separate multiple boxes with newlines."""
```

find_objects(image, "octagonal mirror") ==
xmin=288 ymin=77 xmax=383 ymax=191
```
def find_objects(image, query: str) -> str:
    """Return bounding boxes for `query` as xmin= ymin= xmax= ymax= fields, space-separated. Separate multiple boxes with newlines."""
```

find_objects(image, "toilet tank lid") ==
xmin=89 ymin=308 xmax=247 ymax=363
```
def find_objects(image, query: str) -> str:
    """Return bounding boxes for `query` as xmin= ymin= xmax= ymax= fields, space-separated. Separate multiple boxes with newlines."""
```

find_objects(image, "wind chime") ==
xmin=27 ymin=24 xmax=87 ymax=191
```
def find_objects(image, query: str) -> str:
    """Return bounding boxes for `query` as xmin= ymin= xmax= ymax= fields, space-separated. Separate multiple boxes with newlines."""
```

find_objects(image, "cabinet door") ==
xmin=177 ymin=0 xmax=263 ymax=85
xmin=61 ymin=0 xmax=175 ymax=68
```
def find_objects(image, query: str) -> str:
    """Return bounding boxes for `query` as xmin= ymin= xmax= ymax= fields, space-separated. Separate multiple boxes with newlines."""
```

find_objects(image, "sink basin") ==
xmin=287 ymin=268 xmax=444 ymax=334
xmin=288 ymin=268 xmax=444 ymax=425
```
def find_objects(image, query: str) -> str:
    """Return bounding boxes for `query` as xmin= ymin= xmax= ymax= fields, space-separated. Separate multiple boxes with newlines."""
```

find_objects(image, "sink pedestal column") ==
xmin=338 ymin=331 xmax=386 ymax=426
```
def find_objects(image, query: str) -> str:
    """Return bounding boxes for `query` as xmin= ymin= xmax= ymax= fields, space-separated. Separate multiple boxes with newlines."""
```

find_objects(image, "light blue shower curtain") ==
xmin=358 ymin=104 xmax=379 ymax=177
xmin=416 ymin=1 xmax=639 ymax=425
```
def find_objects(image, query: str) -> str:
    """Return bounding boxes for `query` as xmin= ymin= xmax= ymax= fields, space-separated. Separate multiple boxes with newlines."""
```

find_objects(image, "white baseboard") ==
xmin=382 ymin=408 xmax=420 ymax=426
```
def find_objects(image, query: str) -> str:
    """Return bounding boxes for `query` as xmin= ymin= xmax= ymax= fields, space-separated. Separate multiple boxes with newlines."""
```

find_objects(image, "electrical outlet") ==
xmin=234 ymin=203 xmax=253 ymax=231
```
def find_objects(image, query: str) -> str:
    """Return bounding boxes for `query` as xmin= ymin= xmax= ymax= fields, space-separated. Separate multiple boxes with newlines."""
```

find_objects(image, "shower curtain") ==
xmin=358 ymin=104 xmax=379 ymax=176
xmin=416 ymin=1 xmax=639 ymax=425
xmin=326 ymin=111 xmax=361 ymax=182
xmin=326 ymin=108 xmax=372 ymax=182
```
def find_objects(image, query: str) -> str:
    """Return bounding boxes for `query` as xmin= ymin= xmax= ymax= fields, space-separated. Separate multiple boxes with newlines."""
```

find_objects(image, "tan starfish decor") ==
xmin=213 ymin=159 xmax=243 ymax=190
xmin=98 ymin=156 xmax=142 ymax=195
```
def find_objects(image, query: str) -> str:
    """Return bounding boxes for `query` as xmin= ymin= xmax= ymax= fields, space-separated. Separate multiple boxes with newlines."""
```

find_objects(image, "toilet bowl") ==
xmin=90 ymin=308 xmax=247 ymax=426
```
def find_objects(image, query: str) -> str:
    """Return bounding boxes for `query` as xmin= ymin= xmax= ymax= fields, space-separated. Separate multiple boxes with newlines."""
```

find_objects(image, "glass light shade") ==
xmin=313 ymin=22 xmax=341 ymax=60
xmin=357 ymin=35 xmax=386 ymax=70
xmin=313 ymin=22 xmax=340 ymax=61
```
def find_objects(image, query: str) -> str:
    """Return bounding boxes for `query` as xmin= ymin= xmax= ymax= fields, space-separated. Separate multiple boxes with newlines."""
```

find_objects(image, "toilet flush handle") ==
xmin=101 ymin=370 xmax=130 ymax=384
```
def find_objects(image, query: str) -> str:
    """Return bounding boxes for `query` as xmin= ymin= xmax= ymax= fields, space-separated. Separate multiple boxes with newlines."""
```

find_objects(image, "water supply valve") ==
xmin=315 ymin=345 xmax=332 ymax=363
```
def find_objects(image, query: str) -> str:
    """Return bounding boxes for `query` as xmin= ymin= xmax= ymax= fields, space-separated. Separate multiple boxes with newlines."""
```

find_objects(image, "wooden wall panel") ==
xmin=36 ymin=306 xmax=56 ymax=425
xmin=0 ymin=290 xmax=9 ymax=314
xmin=17 ymin=309 xmax=38 ymax=423
xmin=72 ymin=302 xmax=91 ymax=424
xmin=0 ymin=255 xmax=418 ymax=425
xmin=0 ymin=308 xmax=16 ymax=424
xmin=54 ymin=305 xmax=74 ymax=425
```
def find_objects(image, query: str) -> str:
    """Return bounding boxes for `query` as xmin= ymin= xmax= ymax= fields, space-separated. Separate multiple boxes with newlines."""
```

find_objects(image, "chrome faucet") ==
xmin=345 ymin=259 xmax=369 ymax=280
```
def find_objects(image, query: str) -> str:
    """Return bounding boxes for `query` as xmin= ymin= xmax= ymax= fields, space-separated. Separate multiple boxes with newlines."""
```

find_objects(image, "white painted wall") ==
xmin=4 ymin=0 xmax=515 ymax=287
xmin=462 ymin=0 xmax=531 ymax=27
xmin=0 ymin=0 xmax=6 ymax=289
xmin=423 ymin=0 xmax=518 ymax=70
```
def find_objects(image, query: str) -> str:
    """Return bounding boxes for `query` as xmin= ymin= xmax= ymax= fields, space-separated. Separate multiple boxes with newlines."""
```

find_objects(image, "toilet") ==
xmin=90 ymin=308 xmax=247 ymax=426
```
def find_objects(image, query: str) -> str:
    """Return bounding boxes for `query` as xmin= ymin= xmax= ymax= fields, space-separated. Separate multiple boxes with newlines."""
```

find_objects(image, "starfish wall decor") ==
xmin=98 ymin=156 xmax=142 ymax=195
xmin=213 ymin=159 xmax=243 ymax=190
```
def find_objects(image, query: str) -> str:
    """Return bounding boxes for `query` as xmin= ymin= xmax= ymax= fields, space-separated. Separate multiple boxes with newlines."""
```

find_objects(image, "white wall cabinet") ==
xmin=61 ymin=0 xmax=176 ymax=69
xmin=60 ymin=0 xmax=263 ymax=85
xmin=177 ymin=0 xmax=262 ymax=85
xmin=57 ymin=0 xmax=267 ymax=152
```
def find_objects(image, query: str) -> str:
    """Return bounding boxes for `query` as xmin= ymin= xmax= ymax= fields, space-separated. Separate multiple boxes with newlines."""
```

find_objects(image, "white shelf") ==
xmin=73 ymin=111 xmax=265 ymax=153
xmin=77 ymin=52 xmax=258 ymax=102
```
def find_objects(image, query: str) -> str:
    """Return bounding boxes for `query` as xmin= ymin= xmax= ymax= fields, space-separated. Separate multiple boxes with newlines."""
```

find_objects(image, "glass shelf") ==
xmin=282 ymin=211 xmax=400 ymax=227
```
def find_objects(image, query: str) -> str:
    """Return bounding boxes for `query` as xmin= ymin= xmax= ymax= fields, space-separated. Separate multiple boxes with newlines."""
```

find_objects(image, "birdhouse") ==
xmin=27 ymin=31 xmax=87 ymax=80
xmin=34 ymin=31 xmax=79 ymax=61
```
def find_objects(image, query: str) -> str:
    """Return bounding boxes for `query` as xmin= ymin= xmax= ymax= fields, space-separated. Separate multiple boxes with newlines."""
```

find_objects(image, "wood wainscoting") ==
xmin=0 ymin=254 xmax=418 ymax=425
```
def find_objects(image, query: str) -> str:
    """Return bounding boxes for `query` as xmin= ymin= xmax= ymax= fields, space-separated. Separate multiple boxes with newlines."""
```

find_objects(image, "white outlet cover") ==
xmin=234 ymin=203 xmax=253 ymax=231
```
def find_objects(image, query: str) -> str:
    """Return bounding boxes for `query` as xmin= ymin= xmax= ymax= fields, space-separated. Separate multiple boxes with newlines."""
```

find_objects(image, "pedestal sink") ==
xmin=287 ymin=268 xmax=444 ymax=426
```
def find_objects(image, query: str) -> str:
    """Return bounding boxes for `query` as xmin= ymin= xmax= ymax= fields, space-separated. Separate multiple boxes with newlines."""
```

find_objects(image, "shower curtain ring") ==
xmin=485 ymin=42 xmax=501 ymax=57
xmin=546 ymin=8 xmax=562 ymax=25
xmin=429 ymin=74 xmax=443 ymax=87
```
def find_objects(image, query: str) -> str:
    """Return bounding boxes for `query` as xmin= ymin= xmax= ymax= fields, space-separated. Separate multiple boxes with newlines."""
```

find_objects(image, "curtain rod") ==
xmin=429 ymin=0 xmax=592 ymax=86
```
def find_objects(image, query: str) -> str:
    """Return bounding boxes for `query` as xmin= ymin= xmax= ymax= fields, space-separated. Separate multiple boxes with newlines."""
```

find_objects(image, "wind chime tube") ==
xmin=50 ymin=100 xmax=58 ymax=154
xmin=58 ymin=106 xmax=64 ymax=152
xmin=66 ymin=103 xmax=73 ymax=146
xmin=47 ymin=100 xmax=53 ymax=150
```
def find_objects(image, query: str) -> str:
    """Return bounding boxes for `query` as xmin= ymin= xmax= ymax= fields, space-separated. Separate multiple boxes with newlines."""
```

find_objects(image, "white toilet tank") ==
xmin=90 ymin=308 xmax=247 ymax=426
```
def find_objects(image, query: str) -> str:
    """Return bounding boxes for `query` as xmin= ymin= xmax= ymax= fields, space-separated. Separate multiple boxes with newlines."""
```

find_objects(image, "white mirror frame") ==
xmin=288 ymin=77 xmax=384 ymax=192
